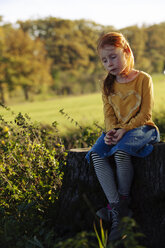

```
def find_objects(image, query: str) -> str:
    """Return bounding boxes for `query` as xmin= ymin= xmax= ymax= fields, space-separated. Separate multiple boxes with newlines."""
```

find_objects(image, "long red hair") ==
xmin=97 ymin=32 xmax=134 ymax=95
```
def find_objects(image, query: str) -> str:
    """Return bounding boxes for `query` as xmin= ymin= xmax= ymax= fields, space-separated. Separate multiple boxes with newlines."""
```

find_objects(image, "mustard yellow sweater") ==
xmin=102 ymin=71 xmax=158 ymax=132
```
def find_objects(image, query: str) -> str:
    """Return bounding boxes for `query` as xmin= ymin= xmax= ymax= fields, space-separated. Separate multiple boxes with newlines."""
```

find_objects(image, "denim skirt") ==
xmin=85 ymin=125 xmax=160 ymax=164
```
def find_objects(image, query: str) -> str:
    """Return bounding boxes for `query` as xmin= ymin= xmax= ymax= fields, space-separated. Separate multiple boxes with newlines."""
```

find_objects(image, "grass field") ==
xmin=1 ymin=93 xmax=104 ymax=134
xmin=1 ymin=74 xmax=165 ymax=135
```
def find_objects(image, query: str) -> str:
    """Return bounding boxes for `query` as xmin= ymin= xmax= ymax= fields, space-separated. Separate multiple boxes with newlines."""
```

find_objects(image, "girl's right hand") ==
xmin=104 ymin=129 xmax=117 ymax=145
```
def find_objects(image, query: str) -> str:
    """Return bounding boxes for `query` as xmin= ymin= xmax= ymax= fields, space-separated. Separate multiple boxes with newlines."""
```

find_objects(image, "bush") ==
xmin=0 ymin=105 xmax=67 ymax=247
xmin=153 ymin=110 xmax=165 ymax=141
xmin=59 ymin=108 xmax=103 ymax=149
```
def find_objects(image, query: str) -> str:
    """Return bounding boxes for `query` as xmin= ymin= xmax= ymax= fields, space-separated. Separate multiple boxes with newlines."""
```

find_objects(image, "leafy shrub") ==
xmin=61 ymin=124 xmax=102 ymax=150
xmin=0 ymin=104 xmax=67 ymax=247
xmin=153 ymin=110 xmax=165 ymax=141
xmin=94 ymin=218 xmax=146 ymax=248
xmin=53 ymin=232 xmax=97 ymax=248
xmin=59 ymin=108 xmax=103 ymax=149
xmin=52 ymin=217 xmax=146 ymax=248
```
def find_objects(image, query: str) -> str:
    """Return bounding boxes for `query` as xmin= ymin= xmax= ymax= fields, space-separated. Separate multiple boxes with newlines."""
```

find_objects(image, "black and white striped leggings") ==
xmin=91 ymin=151 xmax=134 ymax=204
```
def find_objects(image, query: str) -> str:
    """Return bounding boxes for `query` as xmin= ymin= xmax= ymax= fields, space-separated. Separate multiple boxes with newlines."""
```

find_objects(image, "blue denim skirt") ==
xmin=85 ymin=125 xmax=160 ymax=164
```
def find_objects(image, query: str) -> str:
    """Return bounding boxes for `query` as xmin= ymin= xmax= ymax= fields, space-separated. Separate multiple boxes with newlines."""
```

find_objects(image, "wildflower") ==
xmin=3 ymin=126 xmax=9 ymax=132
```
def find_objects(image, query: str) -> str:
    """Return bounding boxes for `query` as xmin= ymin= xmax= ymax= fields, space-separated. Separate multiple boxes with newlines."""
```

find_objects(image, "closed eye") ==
xmin=102 ymin=59 xmax=107 ymax=63
xmin=111 ymin=55 xmax=117 ymax=59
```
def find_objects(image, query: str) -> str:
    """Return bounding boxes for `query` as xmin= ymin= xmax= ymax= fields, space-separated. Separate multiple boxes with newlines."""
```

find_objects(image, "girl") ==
xmin=85 ymin=32 xmax=160 ymax=241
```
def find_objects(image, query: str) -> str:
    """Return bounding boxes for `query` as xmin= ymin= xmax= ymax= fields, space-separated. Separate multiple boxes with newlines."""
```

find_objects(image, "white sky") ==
xmin=0 ymin=0 xmax=165 ymax=29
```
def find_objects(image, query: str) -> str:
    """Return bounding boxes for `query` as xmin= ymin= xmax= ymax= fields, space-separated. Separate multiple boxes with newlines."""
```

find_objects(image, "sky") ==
xmin=0 ymin=0 xmax=165 ymax=29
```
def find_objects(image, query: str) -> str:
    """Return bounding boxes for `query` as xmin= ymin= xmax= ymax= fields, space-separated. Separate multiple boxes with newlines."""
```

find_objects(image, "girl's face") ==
xmin=99 ymin=45 xmax=128 ymax=76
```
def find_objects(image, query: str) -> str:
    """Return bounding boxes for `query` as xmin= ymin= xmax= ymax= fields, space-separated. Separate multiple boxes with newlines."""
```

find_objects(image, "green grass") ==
xmin=1 ymin=74 xmax=165 ymax=135
xmin=152 ymin=74 xmax=165 ymax=112
xmin=1 ymin=93 xmax=104 ymax=135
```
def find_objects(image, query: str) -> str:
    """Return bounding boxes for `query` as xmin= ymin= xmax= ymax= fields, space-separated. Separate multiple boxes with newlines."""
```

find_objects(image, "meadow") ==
xmin=1 ymin=73 xmax=165 ymax=135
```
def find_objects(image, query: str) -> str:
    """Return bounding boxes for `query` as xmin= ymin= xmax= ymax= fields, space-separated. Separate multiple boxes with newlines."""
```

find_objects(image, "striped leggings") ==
xmin=91 ymin=151 xmax=134 ymax=204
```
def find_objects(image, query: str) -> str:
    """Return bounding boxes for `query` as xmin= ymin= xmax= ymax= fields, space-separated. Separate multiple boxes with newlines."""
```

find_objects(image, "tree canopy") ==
xmin=0 ymin=17 xmax=165 ymax=102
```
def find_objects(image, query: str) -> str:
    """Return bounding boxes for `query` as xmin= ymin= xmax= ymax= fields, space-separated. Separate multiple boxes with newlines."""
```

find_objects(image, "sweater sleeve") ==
xmin=119 ymin=75 xmax=154 ymax=131
xmin=102 ymin=92 xmax=119 ymax=131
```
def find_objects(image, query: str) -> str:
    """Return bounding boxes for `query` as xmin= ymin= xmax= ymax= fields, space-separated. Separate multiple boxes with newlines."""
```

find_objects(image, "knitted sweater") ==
xmin=102 ymin=71 xmax=158 ymax=132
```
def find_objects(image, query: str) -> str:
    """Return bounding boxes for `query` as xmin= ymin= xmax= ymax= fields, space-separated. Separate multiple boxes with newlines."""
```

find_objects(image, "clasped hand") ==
xmin=104 ymin=128 xmax=126 ymax=145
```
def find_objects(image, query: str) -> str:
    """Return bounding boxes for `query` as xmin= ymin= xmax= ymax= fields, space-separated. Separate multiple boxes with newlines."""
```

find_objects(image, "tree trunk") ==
xmin=55 ymin=144 xmax=165 ymax=248
xmin=0 ymin=83 xmax=5 ymax=103
xmin=23 ymin=85 xmax=29 ymax=100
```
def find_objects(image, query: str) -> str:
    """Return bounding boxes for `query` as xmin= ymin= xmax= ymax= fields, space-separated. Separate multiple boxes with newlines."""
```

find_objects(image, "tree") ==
xmin=2 ymin=26 xmax=53 ymax=100
xmin=1 ymin=17 xmax=165 ymax=100
xmin=145 ymin=23 xmax=165 ymax=73
xmin=18 ymin=18 xmax=114 ymax=95
xmin=120 ymin=26 xmax=148 ymax=71
xmin=0 ymin=25 xmax=8 ymax=103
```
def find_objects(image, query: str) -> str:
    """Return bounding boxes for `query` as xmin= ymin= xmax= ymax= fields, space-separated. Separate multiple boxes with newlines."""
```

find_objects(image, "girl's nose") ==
xmin=108 ymin=59 xmax=113 ymax=67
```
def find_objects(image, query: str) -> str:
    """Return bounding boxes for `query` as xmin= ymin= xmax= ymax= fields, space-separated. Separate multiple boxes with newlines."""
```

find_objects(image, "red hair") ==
xmin=97 ymin=32 xmax=134 ymax=95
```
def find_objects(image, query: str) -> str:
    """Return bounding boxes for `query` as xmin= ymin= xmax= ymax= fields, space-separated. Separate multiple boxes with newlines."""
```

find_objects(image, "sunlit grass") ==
xmin=152 ymin=74 xmax=165 ymax=113
xmin=1 ymin=74 xmax=165 ymax=135
xmin=1 ymin=93 xmax=104 ymax=135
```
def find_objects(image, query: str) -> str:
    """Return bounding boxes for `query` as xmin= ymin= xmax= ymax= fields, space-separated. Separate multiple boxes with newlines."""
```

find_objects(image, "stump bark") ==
xmin=55 ymin=144 xmax=165 ymax=248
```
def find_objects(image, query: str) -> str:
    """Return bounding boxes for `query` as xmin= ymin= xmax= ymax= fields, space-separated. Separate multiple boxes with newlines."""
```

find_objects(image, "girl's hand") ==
xmin=104 ymin=128 xmax=126 ymax=145
xmin=104 ymin=129 xmax=117 ymax=145
xmin=111 ymin=129 xmax=127 ymax=144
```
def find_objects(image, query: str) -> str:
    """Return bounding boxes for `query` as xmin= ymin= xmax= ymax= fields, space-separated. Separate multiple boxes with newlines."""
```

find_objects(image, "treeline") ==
xmin=0 ymin=16 xmax=165 ymax=102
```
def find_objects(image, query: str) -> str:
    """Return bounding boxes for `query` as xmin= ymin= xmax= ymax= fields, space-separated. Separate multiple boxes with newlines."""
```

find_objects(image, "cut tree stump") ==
xmin=55 ymin=144 xmax=165 ymax=248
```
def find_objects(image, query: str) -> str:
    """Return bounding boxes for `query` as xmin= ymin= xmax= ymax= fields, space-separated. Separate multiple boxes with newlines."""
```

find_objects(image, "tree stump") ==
xmin=55 ymin=144 xmax=165 ymax=248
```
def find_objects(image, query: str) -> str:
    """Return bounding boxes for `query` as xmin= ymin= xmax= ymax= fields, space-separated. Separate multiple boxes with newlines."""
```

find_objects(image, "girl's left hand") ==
xmin=111 ymin=129 xmax=127 ymax=144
